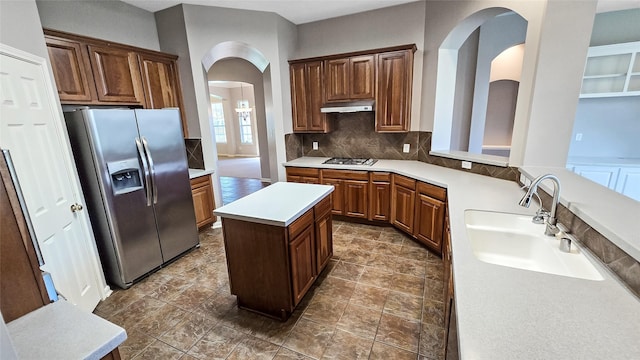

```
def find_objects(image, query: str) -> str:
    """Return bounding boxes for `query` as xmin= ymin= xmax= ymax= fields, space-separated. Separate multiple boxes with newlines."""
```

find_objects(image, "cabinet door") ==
xmin=350 ymin=55 xmax=375 ymax=99
xmin=325 ymin=58 xmax=350 ymax=101
xmin=369 ymin=181 xmax=391 ymax=221
xmin=306 ymin=61 xmax=327 ymax=131
xmin=289 ymin=225 xmax=316 ymax=306
xmin=45 ymin=36 xmax=94 ymax=102
xmin=322 ymin=178 xmax=344 ymax=215
xmin=414 ymin=193 xmax=445 ymax=254
xmin=315 ymin=211 xmax=333 ymax=274
xmin=344 ymin=180 xmax=369 ymax=219
xmin=88 ymin=45 xmax=145 ymax=104
xmin=572 ymin=165 xmax=620 ymax=189
xmin=615 ymin=167 xmax=640 ymax=201
xmin=392 ymin=184 xmax=415 ymax=234
xmin=138 ymin=55 xmax=180 ymax=109
xmin=290 ymin=63 xmax=309 ymax=132
xmin=191 ymin=179 xmax=215 ymax=229
xmin=376 ymin=50 xmax=413 ymax=132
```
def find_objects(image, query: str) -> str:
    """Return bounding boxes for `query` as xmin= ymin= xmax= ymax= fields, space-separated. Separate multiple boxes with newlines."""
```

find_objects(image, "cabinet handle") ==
xmin=70 ymin=203 xmax=83 ymax=212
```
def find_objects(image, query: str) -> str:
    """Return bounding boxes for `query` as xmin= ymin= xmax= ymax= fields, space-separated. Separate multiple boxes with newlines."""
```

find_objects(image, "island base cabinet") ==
xmin=290 ymin=225 xmax=316 ymax=306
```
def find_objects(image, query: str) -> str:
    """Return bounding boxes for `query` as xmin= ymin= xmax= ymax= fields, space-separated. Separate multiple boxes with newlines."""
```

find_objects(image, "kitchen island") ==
xmin=214 ymin=182 xmax=334 ymax=320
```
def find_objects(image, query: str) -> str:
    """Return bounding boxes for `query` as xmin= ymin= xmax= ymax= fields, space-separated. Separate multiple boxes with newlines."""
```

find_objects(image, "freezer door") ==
xmin=78 ymin=109 xmax=163 ymax=286
xmin=135 ymin=109 xmax=199 ymax=261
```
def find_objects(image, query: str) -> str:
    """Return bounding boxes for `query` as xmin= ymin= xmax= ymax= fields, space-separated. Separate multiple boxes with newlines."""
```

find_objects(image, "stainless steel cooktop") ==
xmin=322 ymin=157 xmax=377 ymax=166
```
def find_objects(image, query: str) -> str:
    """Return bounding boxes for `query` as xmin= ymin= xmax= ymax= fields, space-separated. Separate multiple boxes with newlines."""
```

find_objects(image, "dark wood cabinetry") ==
xmin=286 ymin=167 xmax=320 ymax=184
xmin=44 ymin=29 xmax=188 ymax=136
xmin=314 ymin=198 xmax=333 ymax=274
xmin=190 ymin=175 xmax=216 ymax=229
xmin=376 ymin=49 xmax=414 ymax=132
xmin=321 ymin=169 xmax=369 ymax=219
xmin=414 ymin=182 xmax=446 ymax=254
xmin=369 ymin=172 xmax=391 ymax=221
xmin=289 ymin=220 xmax=316 ymax=305
xmin=391 ymin=174 xmax=416 ymax=233
xmin=290 ymin=61 xmax=331 ymax=133
xmin=325 ymin=55 xmax=375 ymax=101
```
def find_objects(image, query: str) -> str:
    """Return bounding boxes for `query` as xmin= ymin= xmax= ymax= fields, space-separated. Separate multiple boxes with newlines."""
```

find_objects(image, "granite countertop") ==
xmin=188 ymin=168 xmax=215 ymax=179
xmin=284 ymin=157 xmax=640 ymax=359
xmin=213 ymin=182 xmax=334 ymax=227
xmin=6 ymin=300 xmax=127 ymax=360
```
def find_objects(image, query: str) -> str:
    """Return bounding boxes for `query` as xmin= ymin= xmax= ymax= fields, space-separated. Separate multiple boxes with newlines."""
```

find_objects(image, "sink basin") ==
xmin=464 ymin=210 xmax=604 ymax=281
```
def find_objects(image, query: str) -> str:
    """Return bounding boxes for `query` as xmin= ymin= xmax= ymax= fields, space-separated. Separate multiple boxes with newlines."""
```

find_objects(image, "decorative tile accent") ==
xmin=185 ymin=138 xmax=204 ymax=169
xmin=535 ymin=188 xmax=640 ymax=298
xmin=285 ymin=133 xmax=303 ymax=161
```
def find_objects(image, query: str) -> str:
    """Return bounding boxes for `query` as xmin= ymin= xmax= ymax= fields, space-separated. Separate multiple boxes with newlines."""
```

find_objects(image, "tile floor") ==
xmin=94 ymin=221 xmax=447 ymax=360
xmin=219 ymin=176 xmax=270 ymax=205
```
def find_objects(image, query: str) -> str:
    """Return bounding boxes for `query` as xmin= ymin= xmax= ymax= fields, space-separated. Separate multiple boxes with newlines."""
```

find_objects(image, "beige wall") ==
xmin=0 ymin=0 xmax=48 ymax=58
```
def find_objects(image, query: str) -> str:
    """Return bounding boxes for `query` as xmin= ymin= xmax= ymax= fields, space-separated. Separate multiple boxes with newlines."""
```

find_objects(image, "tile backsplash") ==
xmin=286 ymin=113 xmax=519 ymax=181
xmin=184 ymin=138 xmax=204 ymax=169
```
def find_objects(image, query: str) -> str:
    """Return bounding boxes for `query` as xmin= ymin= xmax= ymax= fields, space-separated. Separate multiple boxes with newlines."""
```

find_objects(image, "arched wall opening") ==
xmin=432 ymin=8 xmax=528 ymax=165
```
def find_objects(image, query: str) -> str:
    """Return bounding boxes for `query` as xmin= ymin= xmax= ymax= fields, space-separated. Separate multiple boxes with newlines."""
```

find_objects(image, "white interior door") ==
xmin=0 ymin=44 xmax=105 ymax=312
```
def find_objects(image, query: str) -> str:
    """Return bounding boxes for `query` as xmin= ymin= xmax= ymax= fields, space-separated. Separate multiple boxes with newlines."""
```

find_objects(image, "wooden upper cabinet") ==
xmin=88 ymin=44 xmax=145 ymax=104
xmin=376 ymin=49 xmax=414 ymax=132
xmin=45 ymin=36 xmax=94 ymax=102
xmin=290 ymin=61 xmax=330 ymax=133
xmin=325 ymin=55 xmax=375 ymax=102
xmin=139 ymin=53 xmax=180 ymax=109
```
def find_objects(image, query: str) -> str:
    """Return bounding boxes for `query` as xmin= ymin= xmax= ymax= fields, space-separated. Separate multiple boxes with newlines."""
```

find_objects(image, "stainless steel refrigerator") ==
xmin=64 ymin=108 xmax=199 ymax=289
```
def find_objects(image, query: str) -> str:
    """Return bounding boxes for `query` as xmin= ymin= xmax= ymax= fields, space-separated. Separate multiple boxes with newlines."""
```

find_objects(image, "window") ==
xmin=211 ymin=102 xmax=227 ymax=143
xmin=237 ymin=100 xmax=253 ymax=144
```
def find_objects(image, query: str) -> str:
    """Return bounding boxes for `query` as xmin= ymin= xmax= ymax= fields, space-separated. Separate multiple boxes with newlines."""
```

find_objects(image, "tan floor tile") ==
xmin=222 ymin=307 xmax=270 ymax=335
xmin=187 ymin=324 xmax=245 ymax=359
xmin=377 ymin=231 xmax=406 ymax=245
xmin=110 ymin=296 xmax=166 ymax=330
xmin=131 ymin=340 xmax=183 ymax=360
xmin=383 ymin=291 xmax=423 ymax=321
xmin=366 ymin=253 xmax=397 ymax=273
xmin=390 ymin=273 xmax=424 ymax=297
xmin=336 ymin=303 xmax=382 ymax=339
xmin=117 ymin=329 xmax=156 ymax=360
xmin=349 ymin=283 xmax=389 ymax=311
xmin=358 ymin=267 xmax=394 ymax=289
xmin=322 ymin=329 xmax=373 ymax=359
xmin=350 ymin=227 xmax=382 ymax=241
xmin=349 ymin=238 xmax=377 ymax=252
xmin=94 ymin=287 xmax=146 ymax=317
xmin=419 ymin=323 xmax=446 ymax=359
xmin=423 ymin=278 xmax=445 ymax=302
xmin=340 ymin=249 xmax=372 ymax=265
xmin=316 ymin=277 xmax=357 ymax=302
xmin=226 ymin=336 xmax=280 ymax=360
xmin=133 ymin=302 xmax=189 ymax=337
xmin=422 ymin=298 xmax=445 ymax=327
xmin=196 ymin=290 xmax=236 ymax=320
xmin=252 ymin=313 xmax=299 ymax=346
xmin=274 ymin=347 xmax=313 ymax=359
xmin=369 ymin=341 xmax=417 ymax=360
xmin=145 ymin=276 xmax=193 ymax=301
xmin=375 ymin=313 xmax=421 ymax=352
xmin=426 ymin=262 xmax=445 ymax=282
xmin=282 ymin=318 xmax=335 ymax=359
xmin=329 ymin=261 xmax=365 ymax=282
xmin=398 ymin=245 xmax=429 ymax=262
xmin=372 ymin=241 xmax=402 ymax=256
xmin=303 ymin=294 xmax=348 ymax=326
xmin=167 ymin=284 xmax=218 ymax=312
xmin=395 ymin=257 xmax=427 ymax=277
xmin=159 ymin=312 xmax=217 ymax=351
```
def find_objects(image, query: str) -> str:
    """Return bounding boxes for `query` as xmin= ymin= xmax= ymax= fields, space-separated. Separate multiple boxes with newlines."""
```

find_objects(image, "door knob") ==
xmin=70 ymin=203 xmax=84 ymax=212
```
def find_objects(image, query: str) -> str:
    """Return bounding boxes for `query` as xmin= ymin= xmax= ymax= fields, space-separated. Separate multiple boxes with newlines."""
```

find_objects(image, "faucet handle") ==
xmin=555 ymin=230 xmax=573 ymax=253
xmin=532 ymin=209 xmax=549 ymax=224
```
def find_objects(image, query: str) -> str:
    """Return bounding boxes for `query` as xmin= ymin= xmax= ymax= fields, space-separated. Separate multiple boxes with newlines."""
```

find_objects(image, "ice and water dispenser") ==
xmin=107 ymin=159 xmax=143 ymax=195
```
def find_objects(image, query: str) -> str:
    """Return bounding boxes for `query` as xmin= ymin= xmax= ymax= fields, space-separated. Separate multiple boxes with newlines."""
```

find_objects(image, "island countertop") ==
xmin=213 ymin=182 xmax=334 ymax=227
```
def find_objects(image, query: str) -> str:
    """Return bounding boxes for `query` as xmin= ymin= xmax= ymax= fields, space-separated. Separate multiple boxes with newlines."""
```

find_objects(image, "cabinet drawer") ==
xmin=190 ymin=175 xmax=210 ymax=188
xmin=288 ymin=208 xmax=314 ymax=240
xmin=370 ymin=172 xmax=391 ymax=182
xmin=393 ymin=174 xmax=416 ymax=189
xmin=322 ymin=169 xmax=369 ymax=181
xmin=287 ymin=167 xmax=320 ymax=178
xmin=417 ymin=181 xmax=446 ymax=202
xmin=314 ymin=195 xmax=332 ymax=218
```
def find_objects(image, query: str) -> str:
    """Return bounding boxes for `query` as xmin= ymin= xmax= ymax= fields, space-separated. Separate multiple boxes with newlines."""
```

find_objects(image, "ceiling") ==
xmin=121 ymin=0 xmax=640 ymax=24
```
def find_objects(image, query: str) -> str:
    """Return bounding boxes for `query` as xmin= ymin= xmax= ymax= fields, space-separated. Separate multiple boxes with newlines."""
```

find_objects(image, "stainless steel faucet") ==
xmin=519 ymin=174 xmax=561 ymax=236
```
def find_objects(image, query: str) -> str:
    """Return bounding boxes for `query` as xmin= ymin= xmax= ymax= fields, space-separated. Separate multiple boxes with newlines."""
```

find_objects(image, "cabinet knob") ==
xmin=70 ymin=203 xmax=84 ymax=212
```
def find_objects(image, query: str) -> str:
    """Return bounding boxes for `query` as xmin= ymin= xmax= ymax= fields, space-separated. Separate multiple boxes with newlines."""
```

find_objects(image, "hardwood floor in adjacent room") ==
xmin=219 ymin=176 xmax=270 ymax=205
xmin=94 ymin=221 xmax=447 ymax=359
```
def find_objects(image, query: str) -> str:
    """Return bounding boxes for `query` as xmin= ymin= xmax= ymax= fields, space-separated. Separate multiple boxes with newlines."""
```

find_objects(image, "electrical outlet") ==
xmin=403 ymin=144 xmax=410 ymax=153
xmin=575 ymin=133 xmax=583 ymax=141
xmin=461 ymin=161 xmax=472 ymax=169
xmin=312 ymin=141 xmax=319 ymax=150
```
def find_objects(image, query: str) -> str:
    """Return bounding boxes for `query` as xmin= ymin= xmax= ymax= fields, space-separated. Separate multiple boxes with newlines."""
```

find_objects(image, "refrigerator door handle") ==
xmin=141 ymin=137 xmax=158 ymax=205
xmin=135 ymin=137 xmax=152 ymax=207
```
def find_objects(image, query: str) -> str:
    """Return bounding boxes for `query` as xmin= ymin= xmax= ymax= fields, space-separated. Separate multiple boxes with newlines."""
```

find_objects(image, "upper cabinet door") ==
xmin=325 ymin=58 xmax=350 ymax=101
xmin=376 ymin=50 xmax=413 ymax=132
xmin=139 ymin=54 xmax=180 ymax=109
xmin=349 ymin=55 xmax=375 ymax=100
xmin=290 ymin=63 xmax=310 ymax=132
xmin=306 ymin=61 xmax=327 ymax=131
xmin=87 ymin=45 xmax=145 ymax=104
xmin=45 ymin=36 xmax=94 ymax=102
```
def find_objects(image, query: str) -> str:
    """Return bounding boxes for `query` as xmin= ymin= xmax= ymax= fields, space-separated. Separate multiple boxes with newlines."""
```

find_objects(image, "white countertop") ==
xmin=567 ymin=156 xmax=640 ymax=166
xmin=213 ymin=182 xmax=334 ymax=227
xmin=284 ymin=157 xmax=640 ymax=359
xmin=7 ymin=300 xmax=127 ymax=360
xmin=188 ymin=168 xmax=215 ymax=179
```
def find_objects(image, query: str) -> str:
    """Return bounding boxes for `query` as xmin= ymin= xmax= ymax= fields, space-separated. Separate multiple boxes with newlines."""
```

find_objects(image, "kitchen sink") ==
xmin=464 ymin=210 xmax=604 ymax=281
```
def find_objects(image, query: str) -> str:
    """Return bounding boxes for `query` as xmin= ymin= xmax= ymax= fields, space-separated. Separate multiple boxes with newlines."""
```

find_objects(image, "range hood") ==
xmin=320 ymin=100 xmax=374 ymax=113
